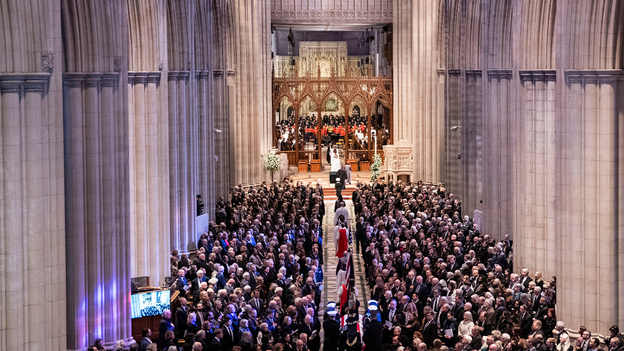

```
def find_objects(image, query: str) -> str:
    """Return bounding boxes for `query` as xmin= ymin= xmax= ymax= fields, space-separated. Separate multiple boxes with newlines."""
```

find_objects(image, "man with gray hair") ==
xmin=553 ymin=321 xmax=568 ymax=343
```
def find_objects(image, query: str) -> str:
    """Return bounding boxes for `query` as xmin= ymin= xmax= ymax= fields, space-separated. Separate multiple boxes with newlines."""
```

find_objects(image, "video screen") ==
xmin=131 ymin=290 xmax=170 ymax=319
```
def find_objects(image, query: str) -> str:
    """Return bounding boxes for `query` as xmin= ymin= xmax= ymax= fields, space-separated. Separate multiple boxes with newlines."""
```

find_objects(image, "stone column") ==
xmin=481 ymin=70 xmax=514 ymax=238
xmin=128 ymin=72 xmax=170 ymax=286
xmin=555 ymin=70 xmax=623 ymax=332
xmin=514 ymin=71 xmax=557 ymax=278
xmin=393 ymin=0 xmax=440 ymax=182
xmin=0 ymin=1 xmax=67 ymax=350
xmin=64 ymin=72 xmax=133 ymax=350
xmin=168 ymin=71 xmax=197 ymax=252
xmin=197 ymin=69 xmax=215 ymax=220
xmin=462 ymin=70 xmax=484 ymax=217
xmin=1 ymin=73 xmax=67 ymax=351
xmin=127 ymin=0 xmax=171 ymax=286
xmin=228 ymin=0 xmax=272 ymax=187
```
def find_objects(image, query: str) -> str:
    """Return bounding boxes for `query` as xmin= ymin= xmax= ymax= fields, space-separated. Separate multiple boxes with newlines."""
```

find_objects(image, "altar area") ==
xmin=272 ymin=40 xmax=393 ymax=172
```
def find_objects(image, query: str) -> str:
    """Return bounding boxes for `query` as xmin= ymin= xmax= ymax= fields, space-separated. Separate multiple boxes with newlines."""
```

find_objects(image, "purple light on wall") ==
xmin=111 ymin=280 xmax=118 ymax=322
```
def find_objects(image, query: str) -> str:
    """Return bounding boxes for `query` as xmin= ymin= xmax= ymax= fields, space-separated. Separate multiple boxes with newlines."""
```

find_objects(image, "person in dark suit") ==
xmin=363 ymin=309 xmax=383 ymax=351
xmin=334 ymin=173 xmax=344 ymax=198
xmin=221 ymin=316 xmax=235 ymax=351
xmin=323 ymin=310 xmax=341 ymax=351
xmin=355 ymin=216 xmax=367 ymax=254
xmin=529 ymin=320 xmax=546 ymax=340
xmin=519 ymin=304 xmax=534 ymax=338
xmin=413 ymin=276 xmax=429 ymax=303
xmin=301 ymin=278 xmax=321 ymax=307
xmin=216 ymin=266 xmax=227 ymax=290
xmin=249 ymin=289 xmax=265 ymax=316
xmin=139 ymin=329 xmax=152 ymax=351
xmin=336 ymin=166 xmax=347 ymax=190
xmin=212 ymin=328 xmax=224 ymax=351
xmin=159 ymin=309 xmax=175 ymax=349
xmin=172 ymin=269 xmax=189 ymax=291
xmin=422 ymin=311 xmax=438 ymax=348
xmin=520 ymin=268 xmax=533 ymax=292
xmin=176 ymin=298 xmax=189 ymax=340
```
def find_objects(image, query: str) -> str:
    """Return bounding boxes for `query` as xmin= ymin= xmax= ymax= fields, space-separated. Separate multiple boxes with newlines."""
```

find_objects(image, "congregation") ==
xmin=122 ymin=179 xmax=623 ymax=351
xmin=157 ymin=181 xmax=328 ymax=351
xmin=351 ymin=181 xmax=622 ymax=351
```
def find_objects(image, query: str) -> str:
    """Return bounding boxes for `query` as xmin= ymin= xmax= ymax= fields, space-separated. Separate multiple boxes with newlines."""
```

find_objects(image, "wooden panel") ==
xmin=298 ymin=160 xmax=309 ymax=172
xmin=131 ymin=315 xmax=161 ymax=343
xmin=286 ymin=152 xmax=297 ymax=165
xmin=347 ymin=159 xmax=358 ymax=171
xmin=360 ymin=161 xmax=370 ymax=171
xmin=310 ymin=159 xmax=321 ymax=172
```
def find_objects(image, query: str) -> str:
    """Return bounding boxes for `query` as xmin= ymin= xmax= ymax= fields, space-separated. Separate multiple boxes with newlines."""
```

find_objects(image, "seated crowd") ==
xmin=351 ymin=180 xmax=622 ymax=351
xmin=157 ymin=181 xmax=327 ymax=351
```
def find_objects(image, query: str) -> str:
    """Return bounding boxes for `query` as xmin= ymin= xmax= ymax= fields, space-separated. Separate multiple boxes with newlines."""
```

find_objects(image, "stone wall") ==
xmin=393 ymin=0 xmax=624 ymax=333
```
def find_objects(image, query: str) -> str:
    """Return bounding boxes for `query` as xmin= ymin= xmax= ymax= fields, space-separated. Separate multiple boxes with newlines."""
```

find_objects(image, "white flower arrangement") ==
xmin=370 ymin=154 xmax=382 ymax=182
xmin=264 ymin=151 xmax=281 ymax=172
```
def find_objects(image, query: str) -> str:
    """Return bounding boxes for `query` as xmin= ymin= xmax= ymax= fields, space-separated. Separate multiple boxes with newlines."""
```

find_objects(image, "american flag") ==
xmin=344 ymin=250 xmax=355 ymax=292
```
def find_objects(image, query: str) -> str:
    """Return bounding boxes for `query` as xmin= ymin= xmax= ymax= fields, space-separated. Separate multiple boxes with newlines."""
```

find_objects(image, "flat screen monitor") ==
xmin=131 ymin=289 xmax=170 ymax=319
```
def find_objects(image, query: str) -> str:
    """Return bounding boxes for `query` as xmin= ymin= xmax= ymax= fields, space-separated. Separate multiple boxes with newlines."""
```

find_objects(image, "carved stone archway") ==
xmin=273 ymin=67 xmax=393 ymax=168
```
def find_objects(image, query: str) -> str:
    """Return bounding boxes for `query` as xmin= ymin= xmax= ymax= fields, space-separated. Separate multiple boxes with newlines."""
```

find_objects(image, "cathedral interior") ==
xmin=1 ymin=0 xmax=624 ymax=350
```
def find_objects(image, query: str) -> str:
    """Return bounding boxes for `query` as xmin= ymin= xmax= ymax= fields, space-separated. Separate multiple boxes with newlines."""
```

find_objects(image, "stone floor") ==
xmin=287 ymin=168 xmax=372 ymax=187
xmin=318 ymin=199 xmax=368 ymax=348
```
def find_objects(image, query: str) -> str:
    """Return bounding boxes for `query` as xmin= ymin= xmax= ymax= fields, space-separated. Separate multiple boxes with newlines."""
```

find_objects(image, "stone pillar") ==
xmin=197 ymin=69 xmax=216 ymax=221
xmin=556 ymin=70 xmax=623 ymax=333
xmin=481 ymin=70 xmax=514 ymax=238
xmin=228 ymin=0 xmax=272 ymax=187
xmin=462 ymin=70 xmax=484 ymax=217
xmin=127 ymin=0 xmax=171 ymax=286
xmin=0 ymin=1 xmax=67 ymax=350
xmin=0 ymin=73 xmax=67 ymax=351
xmin=392 ymin=0 xmax=440 ymax=182
xmin=195 ymin=0 xmax=218 ymax=222
xmin=128 ymin=72 xmax=170 ymax=286
xmin=213 ymin=69 xmax=231 ymax=198
xmin=64 ymin=73 xmax=133 ymax=350
xmin=168 ymin=71 xmax=197 ymax=252
xmin=514 ymin=71 xmax=557 ymax=278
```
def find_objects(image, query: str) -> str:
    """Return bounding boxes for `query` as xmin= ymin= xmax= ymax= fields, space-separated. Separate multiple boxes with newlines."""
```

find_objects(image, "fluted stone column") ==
xmin=197 ymin=69 xmax=217 ymax=221
xmin=555 ymin=70 xmax=623 ymax=332
xmin=64 ymin=72 xmax=133 ymax=350
xmin=481 ymin=70 xmax=514 ymax=237
xmin=393 ymin=0 xmax=441 ymax=182
xmin=168 ymin=70 xmax=197 ymax=252
xmin=127 ymin=0 xmax=171 ymax=286
xmin=229 ymin=0 xmax=272 ymax=187
xmin=195 ymin=0 xmax=218 ymax=222
xmin=1 ymin=73 xmax=67 ymax=351
xmin=0 ymin=1 xmax=67 ymax=350
xmin=513 ymin=71 xmax=557 ymax=279
xmin=128 ymin=71 xmax=170 ymax=286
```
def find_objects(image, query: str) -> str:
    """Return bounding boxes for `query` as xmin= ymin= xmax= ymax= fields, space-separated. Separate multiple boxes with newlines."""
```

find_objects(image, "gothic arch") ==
xmin=273 ymin=93 xmax=297 ymax=111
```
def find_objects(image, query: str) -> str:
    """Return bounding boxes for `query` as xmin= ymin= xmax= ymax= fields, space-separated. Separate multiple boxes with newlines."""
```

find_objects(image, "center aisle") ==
xmin=319 ymin=199 xmax=368 ymax=350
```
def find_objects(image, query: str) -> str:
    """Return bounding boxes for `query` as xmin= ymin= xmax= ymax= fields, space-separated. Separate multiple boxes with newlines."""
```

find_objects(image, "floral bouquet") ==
xmin=264 ymin=151 xmax=280 ymax=172
xmin=370 ymin=153 xmax=382 ymax=182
